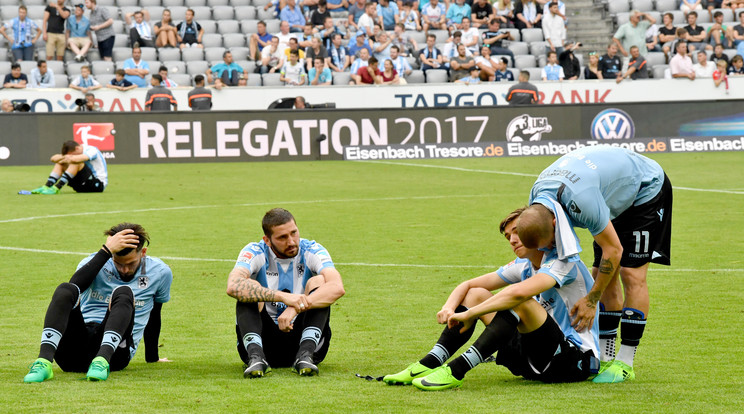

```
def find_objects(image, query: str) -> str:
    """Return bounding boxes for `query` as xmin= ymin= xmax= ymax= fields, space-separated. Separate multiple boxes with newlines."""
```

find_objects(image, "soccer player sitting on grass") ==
xmin=383 ymin=208 xmax=599 ymax=390
xmin=30 ymin=140 xmax=107 ymax=195
xmin=23 ymin=223 xmax=173 ymax=383
xmin=226 ymin=208 xmax=345 ymax=378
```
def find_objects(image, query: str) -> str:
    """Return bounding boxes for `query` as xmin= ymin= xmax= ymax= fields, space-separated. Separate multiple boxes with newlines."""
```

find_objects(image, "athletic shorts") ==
xmin=236 ymin=308 xmax=332 ymax=368
xmin=593 ymin=174 xmax=673 ymax=269
xmin=69 ymin=164 xmax=105 ymax=193
xmin=495 ymin=316 xmax=596 ymax=383
xmin=54 ymin=305 xmax=134 ymax=373
xmin=98 ymin=36 xmax=115 ymax=58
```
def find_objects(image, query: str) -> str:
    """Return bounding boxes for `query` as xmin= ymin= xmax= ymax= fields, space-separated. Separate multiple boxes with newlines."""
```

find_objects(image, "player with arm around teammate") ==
xmin=29 ymin=140 xmax=107 ymax=195
xmin=23 ymin=223 xmax=173 ymax=382
xmin=383 ymin=208 xmax=599 ymax=390
xmin=226 ymin=208 xmax=345 ymax=378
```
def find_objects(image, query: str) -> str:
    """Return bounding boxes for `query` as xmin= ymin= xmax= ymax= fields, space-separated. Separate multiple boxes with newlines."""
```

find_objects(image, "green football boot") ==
xmin=23 ymin=358 xmax=53 ymax=383
xmin=592 ymin=360 xmax=635 ymax=383
xmin=599 ymin=359 xmax=614 ymax=374
xmin=30 ymin=186 xmax=50 ymax=194
xmin=86 ymin=356 xmax=110 ymax=381
xmin=383 ymin=362 xmax=436 ymax=385
xmin=39 ymin=186 xmax=60 ymax=195
xmin=412 ymin=366 xmax=463 ymax=391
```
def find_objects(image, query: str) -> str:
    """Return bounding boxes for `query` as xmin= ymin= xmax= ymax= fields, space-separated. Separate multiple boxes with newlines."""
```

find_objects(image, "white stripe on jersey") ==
xmin=82 ymin=144 xmax=108 ymax=186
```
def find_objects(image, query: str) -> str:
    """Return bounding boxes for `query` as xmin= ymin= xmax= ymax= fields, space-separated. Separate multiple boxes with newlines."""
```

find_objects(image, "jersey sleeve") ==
xmin=536 ymin=256 xmax=576 ymax=288
xmin=303 ymin=240 xmax=335 ymax=274
xmin=495 ymin=259 xmax=526 ymax=285
xmin=83 ymin=146 xmax=99 ymax=161
xmin=234 ymin=243 xmax=266 ymax=277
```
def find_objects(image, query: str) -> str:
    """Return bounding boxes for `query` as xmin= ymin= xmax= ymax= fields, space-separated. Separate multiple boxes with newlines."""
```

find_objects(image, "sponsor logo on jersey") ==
xmin=138 ymin=276 xmax=149 ymax=288
xmin=569 ymin=201 xmax=582 ymax=214
xmin=238 ymin=251 xmax=255 ymax=263
xmin=267 ymin=272 xmax=279 ymax=278
xmin=503 ymin=260 xmax=517 ymax=269
xmin=73 ymin=122 xmax=116 ymax=151
xmin=591 ymin=109 xmax=635 ymax=139
xmin=506 ymin=114 xmax=553 ymax=142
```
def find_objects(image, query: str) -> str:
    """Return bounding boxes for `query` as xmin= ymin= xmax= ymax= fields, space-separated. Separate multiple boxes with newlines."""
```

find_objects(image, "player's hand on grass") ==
xmin=437 ymin=308 xmax=454 ymax=324
xmin=448 ymin=311 xmax=474 ymax=334
xmin=157 ymin=358 xmax=172 ymax=362
xmin=278 ymin=307 xmax=297 ymax=332
xmin=569 ymin=296 xmax=596 ymax=332
xmin=105 ymin=229 xmax=140 ymax=254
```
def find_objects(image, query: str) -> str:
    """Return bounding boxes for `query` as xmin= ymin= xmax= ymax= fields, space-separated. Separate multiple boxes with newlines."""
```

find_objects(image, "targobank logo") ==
xmin=506 ymin=114 xmax=552 ymax=142
xmin=591 ymin=109 xmax=635 ymax=139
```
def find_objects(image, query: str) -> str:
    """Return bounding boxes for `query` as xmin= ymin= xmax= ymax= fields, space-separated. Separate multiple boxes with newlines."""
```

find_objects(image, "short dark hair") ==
xmin=223 ymin=50 xmax=232 ymax=58
xmin=714 ymin=11 xmax=723 ymax=18
xmin=262 ymin=208 xmax=295 ymax=236
xmin=664 ymin=12 xmax=673 ymax=20
xmin=105 ymin=223 xmax=150 ymax=255
xmin=37 ymin=60 xmax=46 ymax=67
xmin=500 ymin=57 xmax=509 ymax=65
xmin=258 ymin=20 xmax=266 ymax=27
xmin=688 ymin=10 xmax=697 ymax=18
xmin=547 ymin=50 xmax=556 ymax=58
xmin=61 ymin=140 xmax=80 ymax=155
xmin=520 ymin=70 xmax=530 ymax=80
xmin=11 ymin=63 xmax=20 ymax=70
xmin=369 ymin=56 xmax=378 ymax=64
xmin=159 ymin=65 xmax=168 ymax=72
xmin=453 ymin=30 xmax=462 ymax=38
xmin=115 ymin=69 xmax=125 ymax=76
xmin=194 ymin=74 xmax=205 ymax=84
xmin=290 ymin=49 xmax=299 ymax=56
xmin=390 ymin=45 xmax=399 ymax=52
xmin=152 ymin=73 xmax=163 ymax=82
xmin=499 ymin=207 xmax=526 ymax=235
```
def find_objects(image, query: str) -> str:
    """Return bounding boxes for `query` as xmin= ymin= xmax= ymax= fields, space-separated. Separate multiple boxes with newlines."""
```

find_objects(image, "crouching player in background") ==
xmin=226 ymin=208 xmax=345 ymax=378
xmin=383 ymin=208 xmax=599 ymax=390
xmin=24 ymin=223 xmax=173 ymax=382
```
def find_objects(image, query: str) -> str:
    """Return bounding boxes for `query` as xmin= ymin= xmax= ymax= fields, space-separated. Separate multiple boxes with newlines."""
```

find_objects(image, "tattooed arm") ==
xmin=226 ymin=267 xmax=309 ymax=311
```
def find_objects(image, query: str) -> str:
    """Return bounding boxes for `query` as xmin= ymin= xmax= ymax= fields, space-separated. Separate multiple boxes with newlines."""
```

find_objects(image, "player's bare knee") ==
xmin=304 ymin=275 xmax=325 ymax=294
xmin=462 ymin=287 xmax=492 ymax=307
xmin=512 ymin=299 xmax=547 ymax=330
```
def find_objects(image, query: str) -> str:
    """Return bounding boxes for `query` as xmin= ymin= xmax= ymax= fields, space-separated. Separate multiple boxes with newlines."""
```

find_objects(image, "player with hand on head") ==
xmin=226 ymin=208 xmax=345 ymax=378
xmin=23 ymin=223 xmax=173 ymax=382
xmin=383 ymin=208 xmax=599 ymax=390
xmin=520 ymin=146 xmax=672 ymax=383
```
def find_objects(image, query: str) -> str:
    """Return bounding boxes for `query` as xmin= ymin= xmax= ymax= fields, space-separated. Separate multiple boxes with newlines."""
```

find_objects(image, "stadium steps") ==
xmin=568 ymin=0 xmax=614 ymax=55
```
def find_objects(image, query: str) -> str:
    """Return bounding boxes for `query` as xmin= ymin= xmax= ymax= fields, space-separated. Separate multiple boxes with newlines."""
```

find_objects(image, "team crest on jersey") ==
xmin=138 ymin=276 xmax=149 ymax=288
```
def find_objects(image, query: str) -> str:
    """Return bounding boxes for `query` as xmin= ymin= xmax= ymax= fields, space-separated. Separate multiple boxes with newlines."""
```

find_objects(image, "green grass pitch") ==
xmin=1 ymin=153 xmax=743 ymax=412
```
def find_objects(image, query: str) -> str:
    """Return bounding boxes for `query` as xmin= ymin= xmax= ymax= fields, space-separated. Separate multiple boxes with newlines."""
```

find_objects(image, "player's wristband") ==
xmin=101 ymin=244 xmax=112 ymax=256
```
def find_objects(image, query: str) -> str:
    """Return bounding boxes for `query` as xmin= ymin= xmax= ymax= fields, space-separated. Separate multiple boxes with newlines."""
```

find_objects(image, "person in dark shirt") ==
xmin=188 ymin=74 xmax=212 ymax=110
xmin=598 ymin=43 xmax=622 ymax=80
xmin=144 ymin=74 xmax=177 ymax=111
xmin=506 ymin=70 xmax=538 ymax=105
xmin=3 ymin=63 xmax=27 ymax=89
xmin=558 ymin=41 xmax=581 ymax=80
xmin=107 ymin=69 xmax=137 ymax=91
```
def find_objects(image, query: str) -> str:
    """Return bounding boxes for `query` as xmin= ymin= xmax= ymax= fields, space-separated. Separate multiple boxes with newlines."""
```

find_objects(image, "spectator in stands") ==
xmin=680 ymin=0 xmax=703 ymax=17
xmin=614 ymin=10 xmax=656 ymax=57
xmin=349 ymin=46 xmax=371 ymax=76
xmin=494 ymin=56 xmax=515 ymax=81
xmin=176 ymin=9 xmax=204 ymax=49
xmin=106 ymin=69 xmax=137 ymax=91
xmin=373 ymin=31 xmax=394 ymax=62
xmin=328 ymin=33 xmax=350 ymax=71
xmin=459 ymin=18 xmax=480 ymax=55
xmin=188 ymin=75 xmax=212 ymax=110
xmin=658 ymin=13 xmax=677 ymax=60
xmin=646 ymin=17 xmax=661 ymax=52
xmin=707 ymin=11 xmax=734 ymax=49
xmin=276 ymin=21 xmax=296 ymax=51
xmin=43 ymin=0 xmax=70 ymax=62
xmin=390 ymin=23 xmax=417 ymax=56
xmin=389 ymin=45 xmax=412 ymax=78
xmin=399 ymin=2 xmax=421 ymax=32
xmin=670 ymin=40 xmax=696 ymax=79
xmin=711 ymin=43 xmax=730 ymax=66
xmin=319 ymin=17 xmax=346 ymax=50
xmin=443 ymin=31 xmax=471 ymax=62
xmin=419 ymin=34 xmax=445 ymax=72
xmin=285 ymin=37 xmax=306 ymax=61
xmin=280 ymin=49 xmax=307 ymax=85
xmin=249 ymin=21 xmax=273 ymax=61
xmin=154 ymin=9 xmax=178 ymax=48
xmin=125 ymin=10 xmax=155 ymax=48
xmin=377 ymin=0 xmax=400 ymax=31
xmin=725 ymin=0 xmax=744 ymax=11
xmin=86 ymin=0 xmax=115 ymax=61
xmin=481 ymin=19 xmax=514 ymax=66
xmin=474 ymin=46 xmax=498 ymax=80
xmin=558 ymin=41 xmax=581 ymax=80
xmin=298 ymin=23 xmax=315 ymax=49
xmin=352 ymin=56 xmax=381 ymax=84
xmin=69 ymin=65 xmax=101 ymax=93
xmin=706 ymin=0 xmax=724 ymax=18
xmin=348 ymin=0 xmax=368 ymax=31
xmin=0 ymin=6 xmax=41 ymax=62
xmin=281 ymin=0 xmax=306 ymax=33
xmin=692 ymin=50 xmax=716 ymax=78
xmin=733 ymin=11 xmax=744 ymax=48
xmin=358 ymin=2 xmax=378 ymax=37
xmin=453 ymin=66 xmax=480 ymax=84
xmin=122 ymin=46 xmax=150 ymax=88
xmin=157 ymin=66 xmax=177 ymax=88
xmin=598 ymin=43 xmax=622 ymax=79
xmin=669 ymin=28 xmax=689 ymax=58
xmin=506 ymin=70 xmax=538 ymax=104
xmin=729 ymin=54 xmax=744 ymax=75
xmin=207 ymin=51 xmax=245 ymax=88
xmin=348 ymin=32 xmax=373 ymax=59
xmin=541 ymin=50 xmax=564 ymax=81
xmin=67 ymin=4 xmax=92 ymax=62
xmin=309 ymin=57 xmax=333 ymax=85
xmin=305 ymin=36 xmax=329 ymax=71
xmin=543 ymin=2 xmax=566 ymax=55
xmin=145 ymin=74 xmax=177 ymax=111
xmin=378 ymin=58 xmax=401 ymax=84
xmin=450 ymin=43 xmax=475 ymax=81
xmin=311 ymin=0 xmax=331 ymax=29
xmin=260 ymin=37 xmax=286 ymax=74
xmin=3 ymin=63 xmax=27 ymax=89
xmin=514 ymin=0 xmax=542 ymax=30
xmin=683 ymin=11 xmax=709 ymax=52
xmin=423 ymin=0 xmax=447 ymax=32
xmin=584 ymin=51 xmax=603 ymax=79
xmin=326 ymin=0 xmax=349 ymax=14
xmin=713 ymin=60 xmax=728 ymax=89
xmin=446 ymin=0 xmax=471 ymax=31
xmin=493 ymin=0 xmax=515 ymax=28
xmin=470 ymin=0 xmax=494 ymax=29
xmin=75 ymin=92 xmax=100 ymax=111
xmin=617 ymin=45 xmax=649 ymax=82
xmin=28 ymin=60 xmax=55 ymax=88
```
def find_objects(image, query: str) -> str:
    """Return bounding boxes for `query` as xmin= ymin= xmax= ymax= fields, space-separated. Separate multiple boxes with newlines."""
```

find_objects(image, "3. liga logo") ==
xmin=73 ymin=123 xmax=116 ymax=151
xmin=591 ymin=109 xmax=635 ymax=139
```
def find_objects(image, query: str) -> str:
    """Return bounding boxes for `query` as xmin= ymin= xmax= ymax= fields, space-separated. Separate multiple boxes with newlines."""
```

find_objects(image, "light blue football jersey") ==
xmin=496 ymin=249 xmax=599 ymax=357
xmin=82 ymin=144 xmax=108 ymax=187
xmin=529 ymin=146 xmax=665 ymax=236
xmin=78 ymin=254 xmax=173 ymax=359
xmin=234 ymin=239 xmax=335 ymax=324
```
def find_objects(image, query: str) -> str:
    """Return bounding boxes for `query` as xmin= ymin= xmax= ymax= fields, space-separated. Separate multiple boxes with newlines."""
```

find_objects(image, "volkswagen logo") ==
xmin=591 ymin=109 xmax=635 ymax=139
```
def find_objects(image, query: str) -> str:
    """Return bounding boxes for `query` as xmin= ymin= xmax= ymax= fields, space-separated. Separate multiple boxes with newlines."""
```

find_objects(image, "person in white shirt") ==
xmin=542 ymin=2 xmax=565 ymax=55
xmin=125 ymin=9 xmax=154 ymax=48
xmin=280 ymin=49 xmax=307 ymax=85
xmin=28 ymin=60 xmax=55 ymax=88
xmin=692 ymin=50 xmax=715 ymax=78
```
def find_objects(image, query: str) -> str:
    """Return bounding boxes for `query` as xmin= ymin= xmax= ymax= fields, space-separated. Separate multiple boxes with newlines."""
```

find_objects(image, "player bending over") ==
xmin=383 ymin=208 xmax=599 ymax=390
xmin=29 ymin=140 xmax=107 ymax=194
xmin=24 ymin=223 xmax=173 ymax=382
xmin=226 ymin=208 xmax=345 ymax=378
